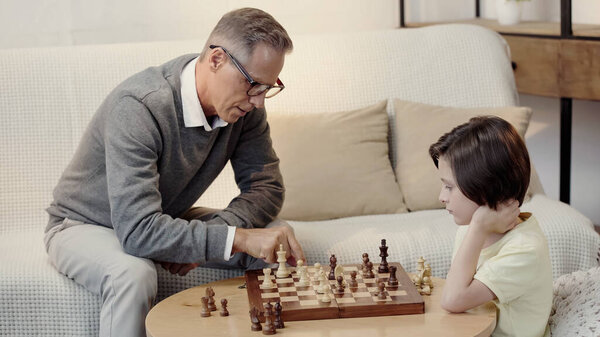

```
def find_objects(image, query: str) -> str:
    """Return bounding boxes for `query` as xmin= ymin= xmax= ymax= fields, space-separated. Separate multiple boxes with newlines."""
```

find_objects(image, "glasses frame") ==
xmin=209 ymin=45 xmax=285 ymax=98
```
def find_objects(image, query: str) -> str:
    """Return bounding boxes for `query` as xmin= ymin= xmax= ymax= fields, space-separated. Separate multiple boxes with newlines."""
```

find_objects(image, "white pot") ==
xmin=496 ymin=0 xmax=523 ymax=25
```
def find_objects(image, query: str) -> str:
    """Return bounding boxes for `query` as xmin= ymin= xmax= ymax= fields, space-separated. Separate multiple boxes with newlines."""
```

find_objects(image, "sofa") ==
xmin=1 ymin=25 xmax=598 ymax=336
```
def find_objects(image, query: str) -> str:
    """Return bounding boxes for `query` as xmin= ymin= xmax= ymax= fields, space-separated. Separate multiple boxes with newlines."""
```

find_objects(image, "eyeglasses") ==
xmin=209 ymin=45 xmax=285 ymax=98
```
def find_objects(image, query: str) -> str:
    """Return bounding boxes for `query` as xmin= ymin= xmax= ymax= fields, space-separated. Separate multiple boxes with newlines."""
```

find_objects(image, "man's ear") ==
xmin=208 ymin=49 xmax=226 ymax=72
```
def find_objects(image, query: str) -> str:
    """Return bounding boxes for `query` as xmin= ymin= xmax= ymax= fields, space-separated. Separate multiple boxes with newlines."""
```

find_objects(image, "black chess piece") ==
xmin=365 ymin=261 xmax=375 ymax=279
xmin=274 ymin=301 xmax=284 ymax=329
xmin=377 ymin=282 xmax=387 ymax=300
xmin=388 ymin=265 xmax=399 ymax=287
xmin=220 ymin=298 xmax=229 ymax=316
xmin=263 ymin=302 xmax=276 ymax=335
xmin=378 ymin=239 xmax=389 ymax=273
xmin=336 ymin=275 xmax=345 ymax=293
xmin=206 ymin=287 xmax=217 ymax=311
xmin=328 ymin=254 xmax=337 ymax=280
xmin=349 ymin=271 xmax=358 ymax=289
xmin=362 ymin=253 xmax=370 ymax=274
xmin=249 ymin=306 xmax=262 ymax=331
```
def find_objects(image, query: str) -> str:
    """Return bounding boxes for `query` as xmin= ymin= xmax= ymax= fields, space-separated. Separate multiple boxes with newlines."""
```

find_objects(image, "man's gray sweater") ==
xmin=46 ymin=54 xmax=284 ymax=264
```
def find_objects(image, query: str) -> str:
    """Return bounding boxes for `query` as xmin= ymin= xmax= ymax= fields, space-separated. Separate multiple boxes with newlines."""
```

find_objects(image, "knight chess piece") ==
xmin=328 ymin=254 xmax=337 ymax=280
xmin=378 ymin=239 xmax=390 ymax=273
xmin=249 ymin=306 xmax=262 ymax=331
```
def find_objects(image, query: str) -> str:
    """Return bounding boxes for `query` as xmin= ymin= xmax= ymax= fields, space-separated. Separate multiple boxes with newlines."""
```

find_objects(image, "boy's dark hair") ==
xmin=428 ymin=116 xmax=530 ymax=209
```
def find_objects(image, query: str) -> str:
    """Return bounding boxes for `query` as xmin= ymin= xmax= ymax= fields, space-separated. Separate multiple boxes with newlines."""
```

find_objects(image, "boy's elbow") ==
xmin=441 ymin=294 xmax=469 ymax=313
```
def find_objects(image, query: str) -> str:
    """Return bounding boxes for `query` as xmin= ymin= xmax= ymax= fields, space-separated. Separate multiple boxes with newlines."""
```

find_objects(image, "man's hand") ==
xmin=233 ymin=224 xmax=305 ymax=266
xmin=158 ymin=262 xmax=200 ymax=276
xmin=470 ymin=199 xmax=521 ymax=235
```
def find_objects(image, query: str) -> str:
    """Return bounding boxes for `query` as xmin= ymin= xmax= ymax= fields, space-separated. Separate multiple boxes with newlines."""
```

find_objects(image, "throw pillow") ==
xmin=268 ymin=101 xmax=407 ymax=221
xmin=393 ymin=99 xmax=534 ymax=211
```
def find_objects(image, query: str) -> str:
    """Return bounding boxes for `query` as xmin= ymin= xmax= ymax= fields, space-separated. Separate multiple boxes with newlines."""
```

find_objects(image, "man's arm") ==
xmin=441 ymin=200 xmax=520 ymax=313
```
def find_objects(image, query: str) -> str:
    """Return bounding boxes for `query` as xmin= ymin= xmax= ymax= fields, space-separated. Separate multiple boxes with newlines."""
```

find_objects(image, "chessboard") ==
xmin=244 ymin=262 xmax=424 ymax=322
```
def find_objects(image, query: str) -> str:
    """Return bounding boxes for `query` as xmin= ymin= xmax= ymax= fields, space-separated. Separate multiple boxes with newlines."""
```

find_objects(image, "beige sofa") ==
xmin=1 ymin=25 xmax=598 ymax=336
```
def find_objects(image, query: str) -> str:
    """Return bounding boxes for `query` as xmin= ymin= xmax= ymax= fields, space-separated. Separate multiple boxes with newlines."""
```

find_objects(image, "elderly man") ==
xmin=44 ymin=8 xmax=304 ymax=337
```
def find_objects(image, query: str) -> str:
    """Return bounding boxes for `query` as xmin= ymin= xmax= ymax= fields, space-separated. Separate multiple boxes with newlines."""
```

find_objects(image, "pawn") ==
xmin=274 ymin=301 xmax=284 ymax=329
xmin=249 ymin=306 xmax=262 ymax=331
xmin=365 ymin=261 xmax=375 ymax=279
xmin=377 ymin=282 xmax=387 ymax=300
xmin=388 ymin=265 xmax=399 ymax=287
xmin=220 ymin=298 xmax=229 ymax=317
xmin=200 ymin=296 xmax=211 ymax=317
xmin=320 ymin=289 xmax=332 ymax=303
xmin=348 ymin=271 xmax=359 ymax=289
xmin=362 ymin=253 xmax=370 ymax=272
xmin=336 ymin=275 xmax=345 ymax=293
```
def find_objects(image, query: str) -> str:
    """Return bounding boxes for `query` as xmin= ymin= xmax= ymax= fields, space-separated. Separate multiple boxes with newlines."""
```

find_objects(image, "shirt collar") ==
xmin=180 ymin=57 xmax=228 ymax=131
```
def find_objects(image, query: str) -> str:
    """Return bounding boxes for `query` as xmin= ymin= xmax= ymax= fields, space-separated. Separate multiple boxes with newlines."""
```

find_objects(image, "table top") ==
xmin=146 ymin=276 xmax=496 ymax=337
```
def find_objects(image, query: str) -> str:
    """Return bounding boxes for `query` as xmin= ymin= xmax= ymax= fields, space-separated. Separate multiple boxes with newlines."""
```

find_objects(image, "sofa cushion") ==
xmin=267 ymin=101 xmax=407 ymax=221
xmin=393 ymin=99 xmax=533 ymax=211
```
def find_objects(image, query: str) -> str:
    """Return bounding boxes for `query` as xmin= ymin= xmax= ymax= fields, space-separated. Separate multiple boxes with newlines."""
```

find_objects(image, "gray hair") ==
xmin=200 ymin=8 xmax=293 ymax=63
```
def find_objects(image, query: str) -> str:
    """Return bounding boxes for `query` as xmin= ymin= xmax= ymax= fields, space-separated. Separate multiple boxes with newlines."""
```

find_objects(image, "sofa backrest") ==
xmin=0 ymin=24 xmax=519 ymax=233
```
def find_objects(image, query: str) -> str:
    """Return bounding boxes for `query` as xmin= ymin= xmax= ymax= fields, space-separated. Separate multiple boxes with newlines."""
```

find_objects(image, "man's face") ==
xmin=205 ymin=43 xmax=285 ymax=124
xmin=437 ymin=156 xmax=479 ymax=226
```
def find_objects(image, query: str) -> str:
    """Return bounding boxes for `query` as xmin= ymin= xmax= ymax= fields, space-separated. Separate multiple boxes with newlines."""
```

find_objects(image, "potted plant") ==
xmin=496 ymin=0 xmax=530 ymax=25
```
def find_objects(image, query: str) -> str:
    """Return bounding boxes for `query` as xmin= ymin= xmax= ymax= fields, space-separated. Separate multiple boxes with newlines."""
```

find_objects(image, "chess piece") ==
xmin=261 ymin=268 xmax=275 ymax=289
xmin=378 ymin=239 xmax=390 ymax=273
xmin=219 ymin=298 xmax=229 ymax=316
xmin=334 ymin=265 xmax=346 ymax=286
xmin=328 ymin=254 xmax=337 ymax=280
xmin=388 ymin=265 xmax=399 ymax=287
xmin=206 ymin=287 xmax=217 ymax=311
xmin=336 ymin=275 xmax=345 ymax=293
xmin=361 ymin=253 xmax=370 ymax=273
xmin=200 ymin=296 xmax=211 ymax=317
xmin=297 ymin=260 xmax=310 ymax=286
xmin=377 ymin=282 xmax=387 ymax=300
xmin=320 ymin=289 xmax=331 ymax=303
xmin=365 ymin=261 xmax=375 ymax=279
xmin=263 ymin=302 xmax=276 ymax=335
xmin=348 ymin=271 xmax=358 ymax=289
xmin=425 ymin=263 xmax=434 ymax=289
xmin=313 ymin=262 xmax=321 ymax=280
xmin=276 ymin=244 xmax=291 ymax=278
xmin=274 ymin=301 xmax=284 ymax=329
xmin=317 ymin=270 xmax=328 ymax=294
xmin=249 ymin=306 xmax=262 ymax=331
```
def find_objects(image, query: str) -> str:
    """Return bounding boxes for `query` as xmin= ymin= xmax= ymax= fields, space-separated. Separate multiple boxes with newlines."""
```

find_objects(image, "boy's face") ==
xmin=437 ymin=156 xmax=479 ymax=226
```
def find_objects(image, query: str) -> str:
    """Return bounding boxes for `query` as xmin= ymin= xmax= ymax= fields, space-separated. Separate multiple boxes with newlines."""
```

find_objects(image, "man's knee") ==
xmin=108 ymin=257 xmax=157 ymax=299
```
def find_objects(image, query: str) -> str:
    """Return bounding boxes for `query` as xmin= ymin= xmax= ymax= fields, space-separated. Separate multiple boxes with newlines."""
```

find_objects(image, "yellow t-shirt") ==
xmin=453 ymin=213 xmax=553 ymax=337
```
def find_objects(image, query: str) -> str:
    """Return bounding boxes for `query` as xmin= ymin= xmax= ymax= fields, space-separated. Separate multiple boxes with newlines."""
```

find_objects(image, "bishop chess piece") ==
xmin=249 ymin=306 xmax=262 ymax=331
xmin=263 ymin=302 xmax=276 ymax=335
xmin=200 ymin=296 xmax=211 ymax=317
xmin=328 ymin=254 xmax=337 ymax=280
xmin=274 ymin=301 xmax=284 ymax=329
xmin=378 ymin=239 xmax=390 ymax=273
xmin=220 ymin=298 xmax=229 ymax=316
xmin=206 ymin=287 xmax=217 ymax=311
xmin=387 ymin=265 xmax=399 ymax=287
xmin=276 ymin=244 xmax=290 ymax=278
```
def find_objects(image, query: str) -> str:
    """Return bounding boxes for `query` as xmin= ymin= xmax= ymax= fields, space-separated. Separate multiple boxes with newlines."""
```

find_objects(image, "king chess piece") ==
xmin=263 ymin=302 xmax=276 ymax=335
xmin=274 ymin=301 xmax=284 ymax=329
xmin=276 ymin=244 xmax=291 ymax=278
xmin=378 ymin=239 xmax=389 ymax=273
xmin=328 ymin=254 xmax=337 ymax=280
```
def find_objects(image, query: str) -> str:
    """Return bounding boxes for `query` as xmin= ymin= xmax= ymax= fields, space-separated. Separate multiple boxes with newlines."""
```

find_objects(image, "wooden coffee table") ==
xmin=146 ymin=275 xmax=496 ymax=337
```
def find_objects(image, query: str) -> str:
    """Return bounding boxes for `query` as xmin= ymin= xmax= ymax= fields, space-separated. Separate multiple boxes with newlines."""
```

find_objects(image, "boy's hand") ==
xmin=470 ymin=199 xmax=520 ymax=235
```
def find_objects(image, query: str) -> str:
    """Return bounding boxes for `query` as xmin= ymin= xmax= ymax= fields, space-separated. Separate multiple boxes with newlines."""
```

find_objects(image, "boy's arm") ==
xmin=441 ymin=200 xmax=520 ymax=313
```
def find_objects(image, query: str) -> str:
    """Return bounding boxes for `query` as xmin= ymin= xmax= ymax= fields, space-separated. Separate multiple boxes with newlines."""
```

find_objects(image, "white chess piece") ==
xmin=317 ymin=270 xmax=328 ymax=294
xmin=275 ymin=244 xmax=290 ymax=278
xmin=260 ymin=268 xmax=275 ymax=289
xmin=320 ymin=289 xmax=331 ymax=303
xmin=296 ymin=260 xmax=310 ymax=286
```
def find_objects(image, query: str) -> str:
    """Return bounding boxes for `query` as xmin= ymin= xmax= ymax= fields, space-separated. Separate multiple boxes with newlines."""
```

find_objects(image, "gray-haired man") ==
xmin=45 ymin=8 xmax=304 ymax=337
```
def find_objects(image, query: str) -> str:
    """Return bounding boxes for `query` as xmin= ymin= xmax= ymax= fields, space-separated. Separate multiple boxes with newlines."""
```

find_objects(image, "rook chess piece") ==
xmin=328 ymin=254 xmax=337 ymax=280
xmin=206 ymin=287 xmax=217 ymax=311
xmin=249 ymin=306 xmax=262 ymax=331
xmin=220 ymin=298 xmax=229 ymax=316
xmin=388 ymin=265 xmax=399 ymax=287
xmin=263 ymin=302 xmax=276 ymax=335
xmin=274 ymin=301 xmax=284 ymax=329
xmin=200 ymin=296 xmax=211 ymax=317
xmin=378 ymin=239 xmax=390 ymax=273
xmin=276 ymin=244 xmax=290 ymax=278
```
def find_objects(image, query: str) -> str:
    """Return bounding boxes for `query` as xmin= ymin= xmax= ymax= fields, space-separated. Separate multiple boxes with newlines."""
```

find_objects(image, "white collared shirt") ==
xmin=180 ymin=57 xmax=236 ymax=261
